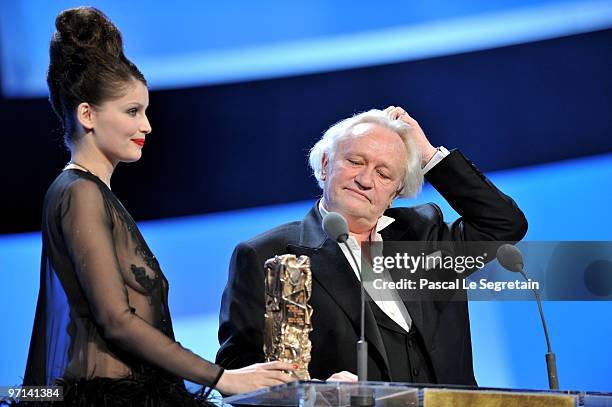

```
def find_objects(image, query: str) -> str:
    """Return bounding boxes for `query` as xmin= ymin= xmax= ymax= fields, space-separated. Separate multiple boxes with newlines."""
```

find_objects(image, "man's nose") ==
xmin=355 ymin=166 xmax=374 ymax=189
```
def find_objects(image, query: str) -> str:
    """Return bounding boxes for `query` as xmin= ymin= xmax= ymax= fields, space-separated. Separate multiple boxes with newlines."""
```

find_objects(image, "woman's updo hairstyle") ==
xmin=47 ymin=6 xmax=146 ymax=147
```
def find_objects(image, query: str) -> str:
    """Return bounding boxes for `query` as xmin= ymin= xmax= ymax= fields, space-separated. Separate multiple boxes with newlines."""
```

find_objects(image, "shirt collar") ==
xmin=317 ymin=199 xmax=395 ymax=234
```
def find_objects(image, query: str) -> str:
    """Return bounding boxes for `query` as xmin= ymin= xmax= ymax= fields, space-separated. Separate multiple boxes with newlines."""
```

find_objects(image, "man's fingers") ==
xmin=341 ymin=371 xmax=358 ymax=382
xmin=385 ymin=106 xmax=414 ymax=121
xmin=326 ymin=370 xmax=358 ymax=382
xmin=388 ymin=107 xmax=402 ymax=117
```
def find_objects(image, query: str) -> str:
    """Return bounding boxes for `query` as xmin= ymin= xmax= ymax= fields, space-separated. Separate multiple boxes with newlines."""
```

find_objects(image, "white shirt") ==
xmin=318 ymin=146 xmax=450 ymax=332
xmin=319 ymin=201 xmax=413 ymax=331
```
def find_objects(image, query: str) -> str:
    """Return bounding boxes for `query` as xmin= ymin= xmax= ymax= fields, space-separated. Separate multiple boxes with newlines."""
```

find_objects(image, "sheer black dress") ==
xmin=23 ymin=169 xmax=223 ymax=406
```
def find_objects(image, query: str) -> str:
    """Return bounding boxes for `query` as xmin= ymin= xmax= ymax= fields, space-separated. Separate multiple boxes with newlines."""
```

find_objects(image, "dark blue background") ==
xmin=0 ymin=0 xmax=610 ymax=394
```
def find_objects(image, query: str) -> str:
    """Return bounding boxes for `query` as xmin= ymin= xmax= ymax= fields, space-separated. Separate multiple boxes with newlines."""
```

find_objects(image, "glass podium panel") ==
xmin=223 ymin=381 xmax=612 ymax=407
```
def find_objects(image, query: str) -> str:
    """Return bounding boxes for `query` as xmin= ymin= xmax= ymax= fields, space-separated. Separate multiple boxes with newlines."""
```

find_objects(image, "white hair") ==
xmin=308 ymin=109 xmax=423 ymax=198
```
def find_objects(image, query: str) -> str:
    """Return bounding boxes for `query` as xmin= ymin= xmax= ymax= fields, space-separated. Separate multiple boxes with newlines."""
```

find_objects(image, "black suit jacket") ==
xmin=216 ymin=150 xmax=527 ymax=385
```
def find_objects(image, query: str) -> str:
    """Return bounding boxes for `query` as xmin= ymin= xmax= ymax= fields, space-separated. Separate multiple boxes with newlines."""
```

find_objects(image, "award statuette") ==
xmin=264 ymin=254 xmax=313 ymax=380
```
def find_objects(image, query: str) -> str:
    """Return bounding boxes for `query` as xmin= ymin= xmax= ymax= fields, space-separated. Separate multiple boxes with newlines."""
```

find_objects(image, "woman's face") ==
xmin=90 ymin=80 xmax=151 ymax=165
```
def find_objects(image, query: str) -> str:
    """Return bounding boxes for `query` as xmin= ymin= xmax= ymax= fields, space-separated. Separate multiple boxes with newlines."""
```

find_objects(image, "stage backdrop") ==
xmin=2 ymin=154 xmax=611 ymax=391
xmin=0 ymin=0 xmax=610 ymax=393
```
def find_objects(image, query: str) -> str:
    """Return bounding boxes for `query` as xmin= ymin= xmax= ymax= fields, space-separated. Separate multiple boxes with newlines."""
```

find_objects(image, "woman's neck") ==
xmin=69 ymin=149 xmax=115 ymax=189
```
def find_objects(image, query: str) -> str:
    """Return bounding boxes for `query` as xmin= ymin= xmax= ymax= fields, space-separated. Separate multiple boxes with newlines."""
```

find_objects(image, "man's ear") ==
xmin=321 ymin=153 xmax=329 ymax=181
xmin=76 ymin=102 xmax=95 ymax=131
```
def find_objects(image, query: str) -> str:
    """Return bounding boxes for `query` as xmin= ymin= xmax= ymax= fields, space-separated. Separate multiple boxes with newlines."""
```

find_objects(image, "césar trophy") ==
xmin=264 ymin=254 xmax=313 ymax=380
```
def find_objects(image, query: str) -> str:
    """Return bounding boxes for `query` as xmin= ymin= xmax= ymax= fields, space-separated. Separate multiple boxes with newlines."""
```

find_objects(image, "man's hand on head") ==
xmin=384 ymin=106 xmax=438 ymax=168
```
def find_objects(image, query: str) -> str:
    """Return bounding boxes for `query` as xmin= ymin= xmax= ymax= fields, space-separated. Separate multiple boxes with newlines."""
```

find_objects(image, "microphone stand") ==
xmin=344 ymin=243 xmax=368 ymax=382
xmin=323 ymin=212 xmax=374 ymax=406
xmin=497 ymin=243 xmax=560 ymax=390
xmin=340 ymin=237 xmax=375 ymax=407
xmin=517 ymin=268 xmax=559 ymax=390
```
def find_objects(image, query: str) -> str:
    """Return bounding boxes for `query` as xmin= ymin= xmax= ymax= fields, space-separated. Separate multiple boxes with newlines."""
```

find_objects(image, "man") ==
xmin=216 ymin=106 xmax=527 ymax=385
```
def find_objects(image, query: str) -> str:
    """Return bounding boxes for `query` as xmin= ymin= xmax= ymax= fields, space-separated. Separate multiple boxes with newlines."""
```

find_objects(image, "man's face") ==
xmin=322 ymin=123 xmax=408 ymax=231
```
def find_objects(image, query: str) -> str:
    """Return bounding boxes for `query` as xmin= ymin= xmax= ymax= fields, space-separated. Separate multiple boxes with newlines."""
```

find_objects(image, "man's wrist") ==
xmin=421 ymin=146 xmax=438 ymax=167
xmin=422 ymin=146 xmax=450 ymax=174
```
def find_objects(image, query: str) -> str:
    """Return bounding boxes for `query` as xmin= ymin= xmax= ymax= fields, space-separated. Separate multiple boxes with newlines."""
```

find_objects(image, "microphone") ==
xmin=496 ymin=244 xmax=524 ymax=273
xmin=496 ymin=244 xmax=559 ymax=390
xmin=322 ymin=212 xmax=349 ymax=244
xmin=322 ymin=212 xmax=368 ymax=384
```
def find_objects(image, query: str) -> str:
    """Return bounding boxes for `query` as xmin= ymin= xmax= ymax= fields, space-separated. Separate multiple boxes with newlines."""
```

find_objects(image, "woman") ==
xmin=23 ymin=6 xmax=294 ymax=405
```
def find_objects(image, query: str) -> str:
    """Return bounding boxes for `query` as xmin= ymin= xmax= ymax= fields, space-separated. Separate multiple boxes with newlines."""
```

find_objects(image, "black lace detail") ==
xmin=130 ymin=264 xmax=168 ymax=332
xmin=135 ymin=244 xmax=159 ymax=272
xmin=130 ymin=265 xmax=161 ymax=297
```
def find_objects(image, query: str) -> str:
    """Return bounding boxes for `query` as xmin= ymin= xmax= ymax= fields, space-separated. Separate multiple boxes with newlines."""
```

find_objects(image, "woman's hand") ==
xmin=216 ymin=361 xmax=297 ymax=395
xmin=326 ymin=370 xmax=358 ymax=383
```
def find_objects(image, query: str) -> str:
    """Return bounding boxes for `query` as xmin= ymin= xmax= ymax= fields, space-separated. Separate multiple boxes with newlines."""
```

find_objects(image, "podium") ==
xmin=223 ymin=381 xmax=612 ymax=406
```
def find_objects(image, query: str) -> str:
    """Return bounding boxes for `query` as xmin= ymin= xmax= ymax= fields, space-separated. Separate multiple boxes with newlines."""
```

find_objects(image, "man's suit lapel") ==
xmin=287 ymin=204 xmax=391 ymax=373
xmin=379 ymin=216 xmax=426 ymax=342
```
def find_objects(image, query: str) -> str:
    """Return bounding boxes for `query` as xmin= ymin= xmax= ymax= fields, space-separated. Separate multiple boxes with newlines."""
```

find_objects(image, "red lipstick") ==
xmin=131 ymin=138 xmax=145 ymax=147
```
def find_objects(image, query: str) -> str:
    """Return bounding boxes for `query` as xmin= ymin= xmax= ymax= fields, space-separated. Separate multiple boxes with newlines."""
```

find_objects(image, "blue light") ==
xmin=2 ymin=0 xmax=612 ymax=97
xmin=1 ymin=153 xmax=611 ymax=389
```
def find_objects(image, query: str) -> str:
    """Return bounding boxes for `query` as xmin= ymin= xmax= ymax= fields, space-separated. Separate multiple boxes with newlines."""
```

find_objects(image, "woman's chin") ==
xmin=120 ymin=153 xmax=142 ymax=164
